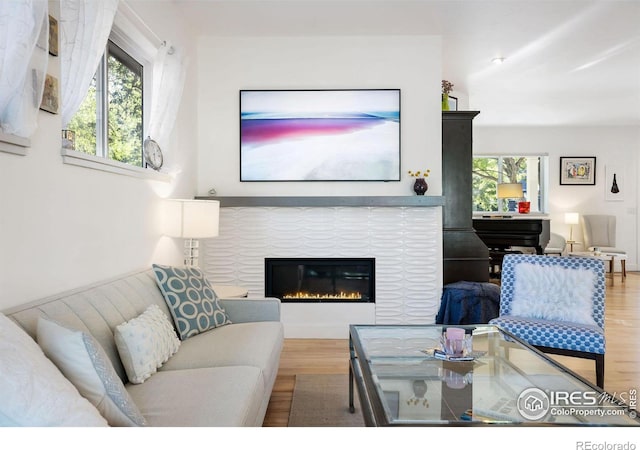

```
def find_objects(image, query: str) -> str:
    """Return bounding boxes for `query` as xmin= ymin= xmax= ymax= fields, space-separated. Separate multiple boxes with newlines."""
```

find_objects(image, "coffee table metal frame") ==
xmin=348 ymin=324 xmax=638 ymax=427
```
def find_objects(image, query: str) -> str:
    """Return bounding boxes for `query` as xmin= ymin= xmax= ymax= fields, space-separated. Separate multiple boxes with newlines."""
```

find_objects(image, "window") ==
xmin=67 ymin=40 xmax=143 ymax=166
xmin=472 ymin=155 xmax=548 ymax=213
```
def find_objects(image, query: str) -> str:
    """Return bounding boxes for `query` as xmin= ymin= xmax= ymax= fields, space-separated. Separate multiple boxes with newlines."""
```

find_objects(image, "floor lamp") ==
xmin=166 ymin=199 xmax=220 ymax=267
xmin=565 ymin=212 xmax=579 ymax=251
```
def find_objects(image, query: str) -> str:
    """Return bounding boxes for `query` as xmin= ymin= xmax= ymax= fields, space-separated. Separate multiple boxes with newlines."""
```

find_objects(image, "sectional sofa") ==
xmin=0 ymin=266 xmax=284 ymax=427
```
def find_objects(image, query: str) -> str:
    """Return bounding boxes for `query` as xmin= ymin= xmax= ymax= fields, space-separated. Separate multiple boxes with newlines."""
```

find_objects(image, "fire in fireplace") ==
xmin=264 ymin=258 xmax=375 ymax=303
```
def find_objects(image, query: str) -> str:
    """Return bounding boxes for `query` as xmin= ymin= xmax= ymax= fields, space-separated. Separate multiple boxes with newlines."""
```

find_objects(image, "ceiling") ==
xmin=173 ymin=0 xmax=640 ymax=127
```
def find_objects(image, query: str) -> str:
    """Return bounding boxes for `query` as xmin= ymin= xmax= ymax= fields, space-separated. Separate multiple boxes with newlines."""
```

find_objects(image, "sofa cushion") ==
xmin=126 ymin=366 xmax=265 ymax=426
xmin=37 ymin=317 xmax=147 ymax=427
xmin=115 ymin=304 xmax=180 ymax=384
xmin=159 ymin=321 xmax=284 ymax=392
xmin=0 ymin=313 xmax=108 ymax=426
xmin=152 ymin=264 xmax=231 ymax=340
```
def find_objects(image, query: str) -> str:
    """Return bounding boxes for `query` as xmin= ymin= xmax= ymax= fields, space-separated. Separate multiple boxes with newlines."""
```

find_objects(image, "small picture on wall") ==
xmin=48 ymin=15 xmax=58 ymax=56
xmin=40 ymin=74 xmax=59 ymax=114
xmin=448 ymin=95 xmax=458 ymax=111
xmin=605 ymin=164 xmax=624 ymax=201
xmin=560 ymin=156 xmax=596 ymax=185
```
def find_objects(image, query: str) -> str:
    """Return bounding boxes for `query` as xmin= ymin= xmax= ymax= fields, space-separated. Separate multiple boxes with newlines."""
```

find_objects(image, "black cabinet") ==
xmin=442 ymin=111 xmax=490 ymax=284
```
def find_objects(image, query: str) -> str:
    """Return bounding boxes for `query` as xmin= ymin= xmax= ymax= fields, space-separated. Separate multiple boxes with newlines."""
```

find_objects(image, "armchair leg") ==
xmin=595 ymin=354 xmax=605 ymax=389
xmin=535 ymin=345 xmax=604 ymax=389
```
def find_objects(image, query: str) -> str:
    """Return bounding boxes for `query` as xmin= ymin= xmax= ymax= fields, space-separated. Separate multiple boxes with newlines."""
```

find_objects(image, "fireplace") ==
xmin=265 ymin=258 xmax=375 ymax=303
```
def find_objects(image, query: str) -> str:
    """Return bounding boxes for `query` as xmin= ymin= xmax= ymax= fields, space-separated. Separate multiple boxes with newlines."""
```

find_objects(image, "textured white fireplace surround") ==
xmin=202 ymin=205 xmax=442 ymax=338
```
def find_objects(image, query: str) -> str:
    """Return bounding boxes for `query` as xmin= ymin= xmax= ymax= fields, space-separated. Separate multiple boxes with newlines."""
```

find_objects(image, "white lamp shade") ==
xmin=565 ymin=212 xmax=580 ymax=225
xmin=165 ymin=199 xmax=220 ymax=238
xmin=497 ymin=183 xmax=523 ymax=199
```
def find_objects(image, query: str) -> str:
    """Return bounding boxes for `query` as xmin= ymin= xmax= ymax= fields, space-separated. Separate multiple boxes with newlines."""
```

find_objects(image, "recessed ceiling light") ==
xmin=492 ymin=57 xmax=506 ymax=65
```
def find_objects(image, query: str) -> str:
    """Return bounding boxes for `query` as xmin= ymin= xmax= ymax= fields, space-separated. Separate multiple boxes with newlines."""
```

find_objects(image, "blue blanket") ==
xmin=436 ymin=281 xmax=500 ymax=325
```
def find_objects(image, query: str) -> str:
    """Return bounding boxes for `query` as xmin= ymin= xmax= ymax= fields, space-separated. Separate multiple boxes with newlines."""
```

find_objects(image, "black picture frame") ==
xmin=560 ymin=156 xmax=596 ymax=185
xmin=448 ymin=95 xmax=458 ymax=111
xmin=239 ymin=89 xmax=401 ymax=182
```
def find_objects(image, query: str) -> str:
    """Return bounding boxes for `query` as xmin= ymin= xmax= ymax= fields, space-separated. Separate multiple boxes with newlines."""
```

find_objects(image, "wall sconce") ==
xmin=165 ymin=199 xmax=220 ymax=267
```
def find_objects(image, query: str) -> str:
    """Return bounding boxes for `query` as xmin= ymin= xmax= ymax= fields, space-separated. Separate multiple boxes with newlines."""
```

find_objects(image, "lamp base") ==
xmin=184 ymin=238 xmax=200 ymax=267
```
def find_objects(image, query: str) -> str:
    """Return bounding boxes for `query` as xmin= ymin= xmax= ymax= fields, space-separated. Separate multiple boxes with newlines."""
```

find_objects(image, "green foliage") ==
xmin=107 ymin=54 xmax=142 ymax=166
xmin=472 ymin=156 xmax=528 ymax=212
xmin=65 ymin=51 xmax=142 ymax=166
xmin=67 ymin=79 xmax=97 ymax=155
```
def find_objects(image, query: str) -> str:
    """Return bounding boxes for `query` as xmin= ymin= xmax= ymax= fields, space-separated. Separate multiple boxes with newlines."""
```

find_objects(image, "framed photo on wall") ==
xmin=40 ymin=74 xmax=59 ymax=114
xmin=560 ymin=156 xmax=596 ymax=185
xmin=448 ymin=95 xmax=458 ymax=111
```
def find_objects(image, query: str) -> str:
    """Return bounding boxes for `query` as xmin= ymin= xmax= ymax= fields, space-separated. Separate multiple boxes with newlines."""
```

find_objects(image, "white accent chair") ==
xmin=581 ymin=214 xmax=626 ymax=279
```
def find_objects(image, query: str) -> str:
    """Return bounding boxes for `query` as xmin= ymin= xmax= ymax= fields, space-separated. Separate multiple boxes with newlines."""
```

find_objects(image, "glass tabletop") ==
xmin=349 ymin=325 xmax=638 ymax=426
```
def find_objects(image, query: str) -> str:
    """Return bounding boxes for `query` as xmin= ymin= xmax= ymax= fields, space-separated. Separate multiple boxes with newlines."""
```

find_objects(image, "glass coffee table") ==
xmin=349 ymin=324 xmax=639 ymax=426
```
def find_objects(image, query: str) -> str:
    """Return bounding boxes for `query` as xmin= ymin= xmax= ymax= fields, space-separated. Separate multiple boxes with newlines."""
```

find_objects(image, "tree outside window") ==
xmin=66 ymin=40 xmax=143 ymax=167
xmin=473 ymin=155 xmax=546 ymax=213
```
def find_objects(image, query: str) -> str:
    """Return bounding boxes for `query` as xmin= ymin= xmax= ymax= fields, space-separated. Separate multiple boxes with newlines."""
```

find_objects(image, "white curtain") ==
xmin=0 ymin=0 xmax=48 ymax=138
xmin=148 ymin=41 xmax=187 ymax=152
xmin=60 ymin=0 xmax=118 ymax=127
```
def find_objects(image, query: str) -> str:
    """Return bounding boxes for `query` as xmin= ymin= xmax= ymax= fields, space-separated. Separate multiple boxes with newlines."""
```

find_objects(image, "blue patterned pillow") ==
xmin=152 ymin=265 xmax=231 ymax=340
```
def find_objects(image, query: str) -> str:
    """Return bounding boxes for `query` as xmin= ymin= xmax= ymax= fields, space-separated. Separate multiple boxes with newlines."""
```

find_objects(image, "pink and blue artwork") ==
xmin=240 ymin=90 xmax=400 ymax=181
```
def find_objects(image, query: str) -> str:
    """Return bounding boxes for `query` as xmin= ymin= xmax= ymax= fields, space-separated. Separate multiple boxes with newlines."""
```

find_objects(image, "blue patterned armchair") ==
xmin=489 ymin=254 xmax=606 ymax=388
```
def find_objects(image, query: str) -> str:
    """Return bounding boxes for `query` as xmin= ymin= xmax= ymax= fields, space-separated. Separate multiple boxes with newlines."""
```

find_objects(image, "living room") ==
xmin=1 ymin=0 xmax=638 ymax=441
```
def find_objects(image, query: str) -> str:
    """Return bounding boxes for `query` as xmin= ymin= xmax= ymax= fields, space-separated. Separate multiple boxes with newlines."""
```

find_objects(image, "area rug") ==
xmin=287 ymin=374 xmax=365 ymax=427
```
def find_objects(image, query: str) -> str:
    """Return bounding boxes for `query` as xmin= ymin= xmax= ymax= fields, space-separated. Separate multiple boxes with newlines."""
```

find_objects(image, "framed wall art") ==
xmin=48 ymin=15 xmax=58 ymax=56
xmin=448 ymin=95 xmax=458 ymax=111
xmin=605 ymin=164 xmax=624 ymax=201
xmin=559 ymin=156 xmax=596 ymax=185
xmin=240 ymin=89 xmax=401 ymax=181
xmin=40 ymin=74 xmax=59 ymax=114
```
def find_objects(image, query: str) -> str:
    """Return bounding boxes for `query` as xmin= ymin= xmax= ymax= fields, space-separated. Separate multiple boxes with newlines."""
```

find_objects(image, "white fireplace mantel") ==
xmin=195 ymin=195 xmax=445 ymax=208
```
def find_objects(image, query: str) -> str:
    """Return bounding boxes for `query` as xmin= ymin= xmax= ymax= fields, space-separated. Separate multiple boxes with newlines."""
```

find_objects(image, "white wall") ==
xmin=195 ymin=35 xmax=442 ymax=197
xmin=0 ymin=1 xmax=198 ymax=310
xmin=474 ymin=125 xmax=639 ymax=270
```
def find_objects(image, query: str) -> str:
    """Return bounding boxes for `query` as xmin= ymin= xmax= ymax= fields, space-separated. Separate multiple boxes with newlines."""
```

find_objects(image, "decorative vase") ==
xmin=413 ymin=178 xmax=428 ymax=195
xmin=442 ymin=93 xmax=450 ymax=111
xmin=518 ymin=201 xmax=531 ymax=214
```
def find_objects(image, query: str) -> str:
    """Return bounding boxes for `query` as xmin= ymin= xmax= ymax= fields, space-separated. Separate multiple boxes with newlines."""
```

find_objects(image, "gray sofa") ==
xmin=3 ymin=268 xmax=284 ymax=427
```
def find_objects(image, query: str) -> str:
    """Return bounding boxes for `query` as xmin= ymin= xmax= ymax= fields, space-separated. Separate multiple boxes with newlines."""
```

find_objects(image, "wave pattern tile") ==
xmin=202 ymin=206 xmax=442 ymax=325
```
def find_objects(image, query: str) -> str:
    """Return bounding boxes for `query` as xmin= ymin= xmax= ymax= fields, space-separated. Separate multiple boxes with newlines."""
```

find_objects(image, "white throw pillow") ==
xmin=511 ymin=262 xmax=597 ymax=326
xmin=114 ymin=304 xmax=180 ymax=384
xmin=0 ymin=313 xmax=107 ymax=426
xmin=37 ymin=317 xmax=147 ymax=427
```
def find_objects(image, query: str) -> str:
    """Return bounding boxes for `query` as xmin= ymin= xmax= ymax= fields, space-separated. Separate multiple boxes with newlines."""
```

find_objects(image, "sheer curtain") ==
xmin=148 ymin=41 xmax=187 ymax=152
xmin=60 ymin=0 xmax=118 ymax=127
xmin=0 ymin=0 xmax=48 ymax=138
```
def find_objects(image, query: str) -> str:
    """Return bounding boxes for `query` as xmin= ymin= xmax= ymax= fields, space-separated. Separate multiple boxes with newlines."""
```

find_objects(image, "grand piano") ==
xmin=472 ymin=217 xmax=551 ymax=255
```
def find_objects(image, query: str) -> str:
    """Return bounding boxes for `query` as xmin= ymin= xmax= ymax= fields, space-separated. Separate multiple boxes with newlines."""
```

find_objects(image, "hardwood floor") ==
xmin=263 ymin=273 xmax=640 ymax=426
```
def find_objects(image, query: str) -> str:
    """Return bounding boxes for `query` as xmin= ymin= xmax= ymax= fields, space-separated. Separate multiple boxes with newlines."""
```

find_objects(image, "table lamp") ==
xmin=497 ymin=183 xmax=523 ymax=213
xmin=165 ymin=199 xmax=220 ymax=267
xmin=565 ymin=212 xmax=579 ymax=241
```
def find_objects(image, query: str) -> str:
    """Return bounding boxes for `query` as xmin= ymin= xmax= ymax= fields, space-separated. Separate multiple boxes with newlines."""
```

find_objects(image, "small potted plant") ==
xmin=442 ymin=80 xmax=454 ymax=111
